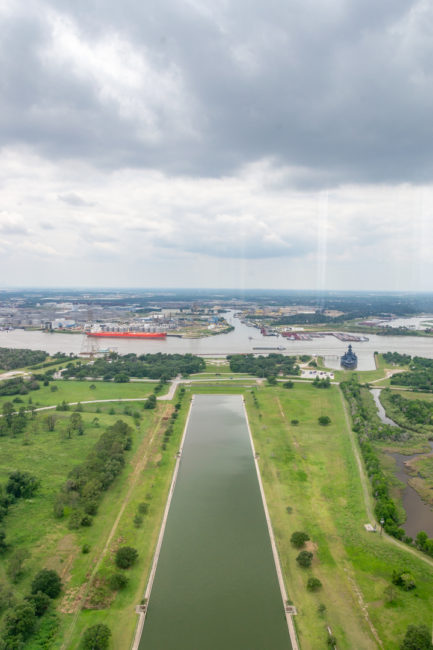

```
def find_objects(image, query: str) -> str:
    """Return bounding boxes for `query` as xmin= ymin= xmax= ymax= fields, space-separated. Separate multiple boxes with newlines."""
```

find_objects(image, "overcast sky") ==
xmin=1 ymin=0 xmax=433 ymax=290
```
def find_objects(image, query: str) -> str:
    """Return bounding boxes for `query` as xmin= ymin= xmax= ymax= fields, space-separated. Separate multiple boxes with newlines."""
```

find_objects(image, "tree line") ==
xmin=62 ymin=352 xmax=205 ymax=381
xmin=341 ymin=375 xmax=404 ymax=539
xmin=381 ymin=390 xmax=433 ymax=431
xmin=0 ymin=347 xmax=47 ymax=371
xmin=382 ymin=352 xmax=411 ymax=365
xmin=54 ymin=419 xmax=133 ymax=528
xmin=228 ymin=353 xmax=300 ymax=378
xmin=391 ymin=356 xmax=433 ymax=391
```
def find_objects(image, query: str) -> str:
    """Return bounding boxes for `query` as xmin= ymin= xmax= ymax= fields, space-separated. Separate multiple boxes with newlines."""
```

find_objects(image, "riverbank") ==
xmin=2 ymin=313 xmax=433 ymax=369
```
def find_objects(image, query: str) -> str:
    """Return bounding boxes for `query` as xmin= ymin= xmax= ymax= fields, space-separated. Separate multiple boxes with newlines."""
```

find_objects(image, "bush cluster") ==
xmin=55 ymin=420 xmax=133 ymax=526
xmin=341 ymin=376 xmax=404 ymax=539
xmin=228 ymin=353 xmax=299 ymax=378
xmin=0 ymin=569 xmax=61 ymax=646
xmin=62 ymin=352 xmax=205 ymax=381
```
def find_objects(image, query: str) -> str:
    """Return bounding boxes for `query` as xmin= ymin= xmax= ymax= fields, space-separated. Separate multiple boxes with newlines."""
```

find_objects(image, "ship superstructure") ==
xmin=340 ymin=344 xmax=358 ymax=369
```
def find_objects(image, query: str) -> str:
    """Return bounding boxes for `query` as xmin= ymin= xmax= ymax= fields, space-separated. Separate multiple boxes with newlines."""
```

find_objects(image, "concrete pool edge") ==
xmin=131 ymin=396 xmax=195 ymax=650
xmin=132 ymin=393 xmax=299 ymax=650
xmin=241 ymin=397 xmax=300 ymax=650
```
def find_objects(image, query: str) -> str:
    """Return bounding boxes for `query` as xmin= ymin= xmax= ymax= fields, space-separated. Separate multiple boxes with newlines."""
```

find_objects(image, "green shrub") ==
xmin=307 ymin=577 xmax=322 ymax=591
xmin=296 ymin=551 xmax=313 ymax=568
xmin=82 ymin=624 xmax=111 ymax=649
xmin=400 ymin=624 xmax=433 ymax=649
xmin=290 ymin=531 xmax=310 ymax=548
xmin=115 ymin=546 xmax=138 ymax=569
xmin=31 ymin=569 xmax=62 ymax=598
xmin=108 ymin=573 xmax=128 ymax=590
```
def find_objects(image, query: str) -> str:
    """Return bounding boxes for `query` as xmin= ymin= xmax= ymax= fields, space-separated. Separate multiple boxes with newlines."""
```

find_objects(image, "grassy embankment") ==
xmin=245 ymin=383 xmax=433 ymax=650
xmin=59 ymin=392 xmax=191 ymax=650
xmin=0 ymin=381 xmax=190 ymax=649
xmin=3 ymin=361 xmax=433 ymax=648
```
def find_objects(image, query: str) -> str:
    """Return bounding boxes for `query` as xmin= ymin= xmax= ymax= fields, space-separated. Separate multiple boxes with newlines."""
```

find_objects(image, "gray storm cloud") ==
xmin=1 ymin=0 xmax=433 ymax=184
xmin=0 ymin=0 xmax=432 ymax=289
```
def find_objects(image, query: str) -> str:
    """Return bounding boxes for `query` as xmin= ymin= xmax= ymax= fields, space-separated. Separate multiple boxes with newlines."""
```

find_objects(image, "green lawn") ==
xmin=2 ymin=379 xmax=433 ymax=649
xmin=60 ymin=394 xmax=190 ymax=649
xmin=0 ymin=386 xmax=190 ymax=650
xmin=391 ymin=389 xmax=433 ymax=402
xmin=246 ymin=383 xmax=433 ymax=650
xmin=0 ymin=379 xmax=157 ymax=412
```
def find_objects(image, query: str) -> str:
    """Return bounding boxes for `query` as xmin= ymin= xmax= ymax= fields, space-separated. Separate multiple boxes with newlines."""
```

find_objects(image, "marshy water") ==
xmin=138 ymin=394 xmax=291 ymax=650
xmin=370 ymin=388 xmax=433 ymax=537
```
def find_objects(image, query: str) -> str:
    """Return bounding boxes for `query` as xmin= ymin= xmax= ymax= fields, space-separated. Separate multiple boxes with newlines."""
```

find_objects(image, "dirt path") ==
xmin=369 ymin=369 xmax=404 ymax=384
xmin=275 ymin=396 xmax=300 ymax=448
xmin=60 ymin=404 xmax=171 ymax=650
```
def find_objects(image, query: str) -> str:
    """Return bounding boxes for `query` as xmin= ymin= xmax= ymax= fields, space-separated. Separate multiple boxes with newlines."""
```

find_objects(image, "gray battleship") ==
xmin=340 ymin=344 xmax=358 ymax=369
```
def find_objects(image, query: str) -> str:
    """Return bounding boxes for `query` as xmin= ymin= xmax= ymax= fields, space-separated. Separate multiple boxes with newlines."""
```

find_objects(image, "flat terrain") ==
xmin=245 ymin=383 xmax=433 ymax=649
xmin=0 ymin=379 xmax=156 ymax=411
xmin=1 ymin=368 xmax=433 ymax=649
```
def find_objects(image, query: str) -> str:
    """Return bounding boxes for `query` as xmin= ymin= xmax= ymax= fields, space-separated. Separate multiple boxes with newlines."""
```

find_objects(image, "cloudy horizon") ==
xmin=1 ymin=0 xmax=433 ymax=290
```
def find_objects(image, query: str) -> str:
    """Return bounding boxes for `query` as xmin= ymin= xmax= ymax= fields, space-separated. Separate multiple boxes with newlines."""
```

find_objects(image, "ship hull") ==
xmin=86 ymin=332 xmax=166 ymax=339
xmin=340 ymin=360 xmax=357 ymax=369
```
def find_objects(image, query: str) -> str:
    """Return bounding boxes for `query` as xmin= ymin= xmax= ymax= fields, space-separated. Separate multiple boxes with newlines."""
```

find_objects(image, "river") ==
xmin=3 ymin=312 xmax=433 ymax=369
xmin=138 ymin=394 xmax=292 ymax=650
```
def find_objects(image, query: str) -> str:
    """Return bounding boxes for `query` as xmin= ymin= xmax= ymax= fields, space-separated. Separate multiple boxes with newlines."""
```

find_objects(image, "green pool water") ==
xmin=138 ymin=394 xmax=292 ymax=650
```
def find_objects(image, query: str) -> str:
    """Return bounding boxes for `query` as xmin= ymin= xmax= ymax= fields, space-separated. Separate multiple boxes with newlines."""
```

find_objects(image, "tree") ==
xmin=0 ymin=530 xmax=8 ymax=553
xmin=318 ymin=415 xmax=331 ymax=426
xmin=2 ymin=401 xmax=14 ymax=428
xmin=7 ymin=549 xmax=31 ymax=582
xmin=115 ymin=546 xmax=138 ymax=569
xmin=400 ymin=624 xmax=433 ymax=650
xmin=31 ymin=569 xmax=62 ymax=598
xmin=108 ymin=573 xmax=128 ymax=590
xmin=290 ymin=531 xmax=310 ymax=548
xmin=44 ymin=414 xmax=56 ymax=432
xmin=0 ymin=582 xmax=15 ymax=612
xmin=144 ymin=394 xmax=157 ymax=409
xmin=25 ymin=590 xmax=51 ymax=617
xmin=416 ymin=531 xmax=428 ymax=550
xmin=82 ymin=624 xmax=111 ymax=649
xmin=114 ymin=373 xmax=129 ymax=383
xmin=133 ymin=514 xmax=143 ymax=528
xmin=392 ymin=570 xmax=416 ymax=591
xmin=307 ymin=577 xmax=322 ymax=591
xmin=384 ymin=584 xmax=398 ymax=604
xmin=283 ymin=381 xmax=294 ymax=388
xmin=70 ymin=412 xmax=83 ymax=432
xmin=6 ymin=471 xmax=40 ymax=498
xmin=4 ymin=602 xmax=36 ymax=640
xmin=296 ymin=551 xmax=313 ymax=568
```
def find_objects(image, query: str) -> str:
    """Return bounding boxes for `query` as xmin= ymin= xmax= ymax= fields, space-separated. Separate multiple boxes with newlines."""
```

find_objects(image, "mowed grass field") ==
xmin=60 ymin=394 xmax=190 ymax=650
xmin=0 ymin=390 xmax=190 ymax=649
xmin=246 ymin=383 xmax=433 ymax=650
xmin=3 ymin=371 xmax=433 ymax=649
xmin=0 ymin=379 xmax=157 ymax=411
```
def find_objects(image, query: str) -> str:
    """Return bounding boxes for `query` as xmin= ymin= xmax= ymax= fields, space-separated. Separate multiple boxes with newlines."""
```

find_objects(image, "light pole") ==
xmin=380 ymin=518 xmax=384 ymax=536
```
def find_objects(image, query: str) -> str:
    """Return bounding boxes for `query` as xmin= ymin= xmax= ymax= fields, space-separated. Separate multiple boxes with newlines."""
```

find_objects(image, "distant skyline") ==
xmin=1 ymin=1 xmax=433 ymax=290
